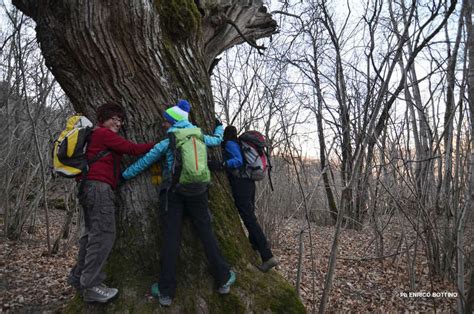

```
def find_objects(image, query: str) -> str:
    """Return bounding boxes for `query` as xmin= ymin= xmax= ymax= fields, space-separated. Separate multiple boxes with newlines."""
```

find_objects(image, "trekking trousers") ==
xmin=69 ymin=180 xmax=116 ymax=289
xmin=229 ymin=176 xmax=273 ymax=262
xmin=158 ymin=189 xmax=230 ymax=298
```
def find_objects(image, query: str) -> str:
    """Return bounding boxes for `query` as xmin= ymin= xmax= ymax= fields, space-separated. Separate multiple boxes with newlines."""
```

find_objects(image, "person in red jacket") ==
xmin=67 ymin=103 xmax=154 ymax=303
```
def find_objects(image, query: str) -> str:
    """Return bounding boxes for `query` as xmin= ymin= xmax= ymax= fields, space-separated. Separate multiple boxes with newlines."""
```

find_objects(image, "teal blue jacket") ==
xmin=122 ymin=120 xmax=223 ymax=181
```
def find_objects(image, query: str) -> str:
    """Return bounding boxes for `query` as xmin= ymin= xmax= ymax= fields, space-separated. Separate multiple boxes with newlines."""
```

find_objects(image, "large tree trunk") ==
xmin=12 ymin=1 xmax=304 ymax=312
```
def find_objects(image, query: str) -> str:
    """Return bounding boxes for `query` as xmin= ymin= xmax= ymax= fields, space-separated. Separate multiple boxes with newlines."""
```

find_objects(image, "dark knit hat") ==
xmin=163 ymin=99 xmax=191 ymax=124
xmin=96 ymin=102 xmax=125 ymax=123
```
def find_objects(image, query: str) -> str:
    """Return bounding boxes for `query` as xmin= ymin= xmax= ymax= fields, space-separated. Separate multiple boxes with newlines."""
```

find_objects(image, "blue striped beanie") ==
xmin=163 ymin=99 xmax=191 ymax=124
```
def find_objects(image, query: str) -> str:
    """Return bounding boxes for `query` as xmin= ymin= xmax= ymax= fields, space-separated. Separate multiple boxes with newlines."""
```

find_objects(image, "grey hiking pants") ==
xmin=68 ymin=180 xmax=116 ymax=289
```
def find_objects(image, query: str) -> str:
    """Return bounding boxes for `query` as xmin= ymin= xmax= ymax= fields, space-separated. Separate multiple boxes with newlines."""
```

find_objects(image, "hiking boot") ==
xmin=83 ymin=284 xmax=118 ymax=303
xmin=218 ymin=270 xmax=236 ymax=294
xmin=257 ymin=257 xmax=279 ymax=273
xmin=151 ymin=282 xmax=172 ymax=307
xmin=67 ymin=275 xmax=81 ymax=291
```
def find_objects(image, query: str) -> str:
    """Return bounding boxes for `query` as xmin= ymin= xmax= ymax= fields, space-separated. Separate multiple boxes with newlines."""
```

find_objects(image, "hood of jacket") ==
xmin=167 ymin=120 xmax=194 ymax=133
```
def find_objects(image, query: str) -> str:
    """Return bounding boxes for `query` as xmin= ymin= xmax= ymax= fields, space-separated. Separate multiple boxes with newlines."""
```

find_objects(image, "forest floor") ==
xmin=1 ymin=209 xmax=459 ymax=313
xmin=274 ymin=218 xmax=458 ymax=312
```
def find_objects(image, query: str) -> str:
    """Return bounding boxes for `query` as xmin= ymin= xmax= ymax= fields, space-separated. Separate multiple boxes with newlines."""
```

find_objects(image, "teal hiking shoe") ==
xmin=218 ymin=270 xmax=236 ymax=294
xmin=151 ymin=283 xmax=172 ymax=306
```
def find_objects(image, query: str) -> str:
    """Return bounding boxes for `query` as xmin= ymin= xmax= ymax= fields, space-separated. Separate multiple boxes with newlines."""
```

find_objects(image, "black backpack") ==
xmin=233 ymin=131 xmax=274 ymax=190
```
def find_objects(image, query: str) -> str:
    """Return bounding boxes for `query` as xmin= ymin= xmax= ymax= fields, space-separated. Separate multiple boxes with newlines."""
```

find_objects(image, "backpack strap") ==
xmin=110 ymin=151 xmax=119 ymax=182
xmin=265 ymin=149 xmax=274 ymax=191
xmin=168 ymin=132 xmax=180 ymax=187
xmin=164 ymin=133 xmax=178 ymax=212
xmin=81 ymin=150 xmax=110 ymax=179
xmin=235 ymin=139 xmax=249 ymax=178
xmin=88 ymin=150 xmax=110 ymax=165
xmin=78 ymin=150 xmax=110 ymax=195
xmin=81 ymin=130 xmax=109 ymax=177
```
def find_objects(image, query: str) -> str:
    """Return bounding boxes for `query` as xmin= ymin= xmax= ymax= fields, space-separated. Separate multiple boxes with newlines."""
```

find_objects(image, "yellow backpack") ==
xmin=52 ymin=115 xmax=107 ymax=177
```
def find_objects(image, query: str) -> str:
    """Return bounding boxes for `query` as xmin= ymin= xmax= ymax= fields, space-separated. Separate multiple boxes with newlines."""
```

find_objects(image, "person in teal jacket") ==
xmin=121 ymin=99 xmax=235 ymax=307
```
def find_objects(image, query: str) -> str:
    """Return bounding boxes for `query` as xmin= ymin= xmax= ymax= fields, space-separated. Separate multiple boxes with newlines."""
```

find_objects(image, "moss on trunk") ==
xmin=64 ymin=175 xmax=305 ymax=313
xmin=65 ymin=263 xmax=305 ymax=313
xmin=154 ymin=0 xmax=202 ymax=40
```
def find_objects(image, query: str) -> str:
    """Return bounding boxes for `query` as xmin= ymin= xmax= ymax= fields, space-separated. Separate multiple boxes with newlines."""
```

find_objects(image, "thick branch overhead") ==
xmin=198 ymin=0 xmax=277 ymax=68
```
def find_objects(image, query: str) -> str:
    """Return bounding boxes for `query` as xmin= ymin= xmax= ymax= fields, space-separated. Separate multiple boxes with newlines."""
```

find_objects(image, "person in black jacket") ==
xmin=219 ymin=125 xmax=278 ymax=272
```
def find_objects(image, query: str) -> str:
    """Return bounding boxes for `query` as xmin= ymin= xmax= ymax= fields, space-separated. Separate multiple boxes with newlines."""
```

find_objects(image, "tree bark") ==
xmin=310 ymin=43 xmax=338 ymax=223
xmin=12 ymin=1 xmax=304 ymax=312
xmin=319 ymin=2 xmax=354 ymax=226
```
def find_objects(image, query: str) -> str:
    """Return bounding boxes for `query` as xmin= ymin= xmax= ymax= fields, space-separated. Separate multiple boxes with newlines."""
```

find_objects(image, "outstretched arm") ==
xmin=204 ymin=125 xmax=224 ymax=147
xmin=102 ymin=128 xmax=154 ymax=155
xmin=122 ymin=139 xmax=170 ymax=180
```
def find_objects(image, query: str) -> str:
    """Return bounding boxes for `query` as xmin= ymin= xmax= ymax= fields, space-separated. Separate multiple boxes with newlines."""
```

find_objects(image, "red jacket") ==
xmin=82 ymin=126 xmax=154 ymax=189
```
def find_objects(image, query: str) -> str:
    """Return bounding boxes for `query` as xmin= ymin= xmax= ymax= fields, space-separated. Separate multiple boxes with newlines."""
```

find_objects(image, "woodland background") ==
xmin=1 ymin=0 xmax=473 ymax=312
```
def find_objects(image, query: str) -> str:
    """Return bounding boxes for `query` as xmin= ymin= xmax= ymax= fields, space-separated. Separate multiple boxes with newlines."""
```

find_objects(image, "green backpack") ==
xmin=169 ymin=127 xmax=210 ymax=196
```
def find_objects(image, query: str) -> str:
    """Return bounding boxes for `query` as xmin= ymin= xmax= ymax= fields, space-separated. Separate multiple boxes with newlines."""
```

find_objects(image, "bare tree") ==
xmin=464 ymin=0 xmax=474 ymax=310
xmin=0 ymin=5 xmax=67 ymax=245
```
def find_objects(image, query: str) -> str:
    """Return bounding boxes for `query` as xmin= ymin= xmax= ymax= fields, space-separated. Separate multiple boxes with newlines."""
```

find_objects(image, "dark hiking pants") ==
xmin=158 ymin=189 xmax=230 ymax=298
xmin=68 ymin=180 xmax=116 ymax=289
xmin=229 ymin=176 xmax=273 ymax=262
